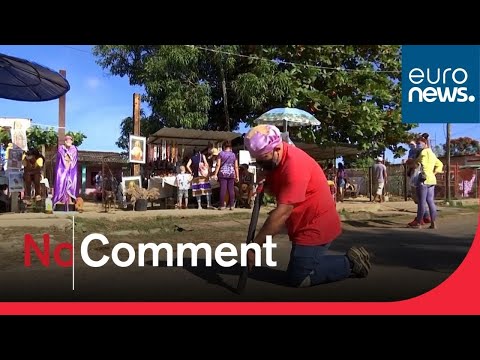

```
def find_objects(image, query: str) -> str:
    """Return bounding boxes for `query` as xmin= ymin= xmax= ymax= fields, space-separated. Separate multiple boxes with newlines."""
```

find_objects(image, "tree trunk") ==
xmin=220 ymin=66 xmax=230 ymax=131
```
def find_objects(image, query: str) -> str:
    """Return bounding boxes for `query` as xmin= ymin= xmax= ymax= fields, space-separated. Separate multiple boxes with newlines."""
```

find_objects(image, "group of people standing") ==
xmin=369 ymin=132 xmax=443 ymax=229
xmin=322 ymin=133 xmax=443 ymax=230
xmin=323 ymin=162 xmax=350 ymax=202
xmin=176 ymin=140 xmax=250 ymax=210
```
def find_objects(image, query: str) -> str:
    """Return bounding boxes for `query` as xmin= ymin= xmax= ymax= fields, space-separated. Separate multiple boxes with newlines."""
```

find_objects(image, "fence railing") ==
xmin=344 ymin=164 xmax=479 ymax=201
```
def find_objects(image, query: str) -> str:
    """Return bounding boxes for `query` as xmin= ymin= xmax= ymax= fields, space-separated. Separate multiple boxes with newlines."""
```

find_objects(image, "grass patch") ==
xmin=438 ymin=201 xmax=479 ymax=210
xmin=449 ymin=204 xmax=479 ymax=211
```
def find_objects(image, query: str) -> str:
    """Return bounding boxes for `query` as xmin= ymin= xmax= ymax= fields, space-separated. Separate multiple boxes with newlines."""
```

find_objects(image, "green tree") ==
xmin=0 ymin=128 xmax=10 ymax=146
xmin=116 ymin=114 xmax=163 ymax=153
xmin=94 ymin=45 xmax=211 ymax=129
xmin=1 ymin=126 xmax=86 ymax=149
xmin=93 ymin=45 xmax=415 ymax=157
xmin=26 ymin=126 xmax=86 ymax=149
xmin=433 ymin=145 xmax=445 ymax=157
xmin=258 ymin=45 xmax=413 ymax=158
xmin=442 ymin=137 xmax=479 ymax=156
xmin=26 ymin=126 xmax=57 ymax=149
xmin=342 ymin=155 xmax=375 ymax=169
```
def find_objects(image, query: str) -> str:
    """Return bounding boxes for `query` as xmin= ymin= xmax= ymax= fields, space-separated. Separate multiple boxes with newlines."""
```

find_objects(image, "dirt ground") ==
xmin=0 ymin=212 xmax=257 ymax=271
xmin=0 ymin=204 xmax=477 ymax=302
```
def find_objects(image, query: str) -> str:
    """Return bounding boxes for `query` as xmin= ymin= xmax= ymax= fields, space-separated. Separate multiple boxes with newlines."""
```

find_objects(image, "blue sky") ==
xmin=0 ymin=45 xmax=479 ymax=163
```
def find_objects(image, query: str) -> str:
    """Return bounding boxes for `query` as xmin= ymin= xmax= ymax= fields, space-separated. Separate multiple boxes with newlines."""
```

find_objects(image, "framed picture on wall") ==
xmin=8 ymin=171 xmax=24 ymax=192
xmin=122 ymin=176 xmax=142 ymax=192
xmin=8 ymin=148 xmax=23 ymax=169
xmin=129 ymin=135 xmax=146 ymax=164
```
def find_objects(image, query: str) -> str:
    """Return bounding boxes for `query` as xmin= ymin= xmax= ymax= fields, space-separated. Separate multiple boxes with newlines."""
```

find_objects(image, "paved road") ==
xmin=0 ymin=209 xmax=476 ymax=302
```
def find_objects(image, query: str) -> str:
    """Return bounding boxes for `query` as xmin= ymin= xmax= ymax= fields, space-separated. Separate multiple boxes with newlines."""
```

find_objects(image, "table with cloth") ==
xmin=148 ymin=176 xmax=220 ymax=208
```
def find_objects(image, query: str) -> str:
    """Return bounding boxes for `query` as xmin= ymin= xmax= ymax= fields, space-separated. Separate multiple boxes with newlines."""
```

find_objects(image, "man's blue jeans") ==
xmin=286 ymin=243 xmax=352 ymax=287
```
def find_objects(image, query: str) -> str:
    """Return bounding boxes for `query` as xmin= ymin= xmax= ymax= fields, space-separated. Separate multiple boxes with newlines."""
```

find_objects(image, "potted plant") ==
xmin=126 ymin=184 xmax=160 ymax=211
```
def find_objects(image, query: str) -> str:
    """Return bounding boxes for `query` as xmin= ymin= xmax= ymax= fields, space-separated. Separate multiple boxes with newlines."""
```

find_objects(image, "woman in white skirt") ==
xmin=186 ymin=149 xmax=212 ymax=209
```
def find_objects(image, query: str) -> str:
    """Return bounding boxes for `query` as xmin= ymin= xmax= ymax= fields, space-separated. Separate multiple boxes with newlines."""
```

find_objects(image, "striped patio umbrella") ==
xmin=254 ymin=107 xmax=320 ymax=132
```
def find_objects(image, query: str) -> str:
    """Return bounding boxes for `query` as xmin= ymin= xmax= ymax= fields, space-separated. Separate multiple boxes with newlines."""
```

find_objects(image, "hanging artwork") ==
xmin=7 ymin=148 xmax=23 ymax=169
xmin=129 ymin=135 xmax=146 ymax=164
xmin=172 ymin=141 xmax=176 ymax=163
xmin=161 ymin=140 xmax=166 ymax=160
xmin=8 ymin=171 xmax=24 ymax=192
xmin=122 ymin=175 xmax=142 ymax=191
xmin=10 ymin=119 xmax=28 ymax=151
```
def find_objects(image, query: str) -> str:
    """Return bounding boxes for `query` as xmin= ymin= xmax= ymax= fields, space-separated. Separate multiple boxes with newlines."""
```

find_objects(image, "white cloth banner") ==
xmin=239 ymin=150 xmax=252 ymax=165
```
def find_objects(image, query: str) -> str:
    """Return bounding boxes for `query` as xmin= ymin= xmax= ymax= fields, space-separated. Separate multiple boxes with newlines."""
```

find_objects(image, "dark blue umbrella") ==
xmin=0 ymin=52 xmax=70 ymax=102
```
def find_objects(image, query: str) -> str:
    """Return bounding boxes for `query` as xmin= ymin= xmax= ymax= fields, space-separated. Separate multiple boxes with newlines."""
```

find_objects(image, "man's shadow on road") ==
xmin=343 ymin=219 xmax=410 ymax=228
xmin=146 ymin=226 xmax=474 ymax=294
xmin=145 ymin=258 xmax=288 ymax=293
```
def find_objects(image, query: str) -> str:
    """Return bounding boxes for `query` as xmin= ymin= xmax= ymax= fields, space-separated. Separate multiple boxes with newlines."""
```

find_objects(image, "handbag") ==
xmin=417 ymin=171 xmax=426 ymax=183
xmin=411 ymin=165 xmax=426 ymax=186
xmin=410 ymin=166 xmax=421 ymax=187
xmin=198 ymin=156 xmax=209 ymax=178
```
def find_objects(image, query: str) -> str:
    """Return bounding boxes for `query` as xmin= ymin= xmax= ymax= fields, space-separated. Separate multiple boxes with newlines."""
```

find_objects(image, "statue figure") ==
xmin=22 ymin=148 xmax=45 ymax=200
xmin=53 ymin=135 xmax=78 ymax=209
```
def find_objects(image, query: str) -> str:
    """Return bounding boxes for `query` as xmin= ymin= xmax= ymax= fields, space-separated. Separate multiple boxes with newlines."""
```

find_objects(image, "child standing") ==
xmin=175 ymin=166 xmax=192 ymax=209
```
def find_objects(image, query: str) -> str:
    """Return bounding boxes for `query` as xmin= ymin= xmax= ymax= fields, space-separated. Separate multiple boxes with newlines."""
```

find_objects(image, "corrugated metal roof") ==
xmin=295 ymin=142 xmax=360 ymax=160
xmin=148 ymin=127 xmax=242 ymax=147
xmin=147 ymin=127 xmax=359 ymax=160
xmin=77 ymin=150 xmax=128 ymax=164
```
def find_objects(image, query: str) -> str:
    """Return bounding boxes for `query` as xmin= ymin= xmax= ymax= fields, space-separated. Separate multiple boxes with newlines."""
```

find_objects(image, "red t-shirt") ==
xmin=266 ymin=143 xmax=341 ymax=246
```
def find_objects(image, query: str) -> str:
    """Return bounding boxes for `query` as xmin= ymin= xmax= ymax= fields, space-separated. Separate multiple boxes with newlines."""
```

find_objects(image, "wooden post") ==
xmin=220 ymin=66 xmax=230 ymax=131
xmin=454 ymin=164 xmax=459 ymax=199
xmin=102 ymin=158 xmax=106 ymax=212
xmin=476 ymin=169 xmax=478 ymax=199
xmin=369 ymin=166 xmax=373 ymax=202
xmin=446 ymin=123 xmax=451 ymax=202
xmin=58 ymin=70 xmax=66 ymax=148
xmin=11 ymin=188 xmax=19 ymax=213
xmin=81 ymin=164 xmax=87 ymax=195
xmin=132 ymin=93 xmax=141 ymax=177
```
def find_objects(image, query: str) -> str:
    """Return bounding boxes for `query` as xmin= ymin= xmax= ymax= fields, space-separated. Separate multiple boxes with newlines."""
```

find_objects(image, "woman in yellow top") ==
xmin=409 ymin=136 xmax=443 ymax=229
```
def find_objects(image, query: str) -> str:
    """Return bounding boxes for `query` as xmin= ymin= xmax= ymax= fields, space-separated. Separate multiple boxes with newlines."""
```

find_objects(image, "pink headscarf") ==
xmin=244 ymin=124 xmax=282 ymax=158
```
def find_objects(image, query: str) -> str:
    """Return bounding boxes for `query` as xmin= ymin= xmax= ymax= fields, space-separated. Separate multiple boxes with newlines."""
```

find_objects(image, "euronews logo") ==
xmin=402 ymin=45 xmax=480 ymax=123
xmin=407 ymin=67 xmax=475 ymax=103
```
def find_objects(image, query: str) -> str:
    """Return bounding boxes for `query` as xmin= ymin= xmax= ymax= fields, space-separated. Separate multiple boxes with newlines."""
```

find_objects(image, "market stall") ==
xmin=146 ymin=127 xmax=242 ymax=197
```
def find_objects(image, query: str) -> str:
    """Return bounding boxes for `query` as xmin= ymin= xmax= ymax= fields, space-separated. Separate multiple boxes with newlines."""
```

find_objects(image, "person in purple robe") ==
xmin=53 ymin=135 xmax=78 ymax=208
